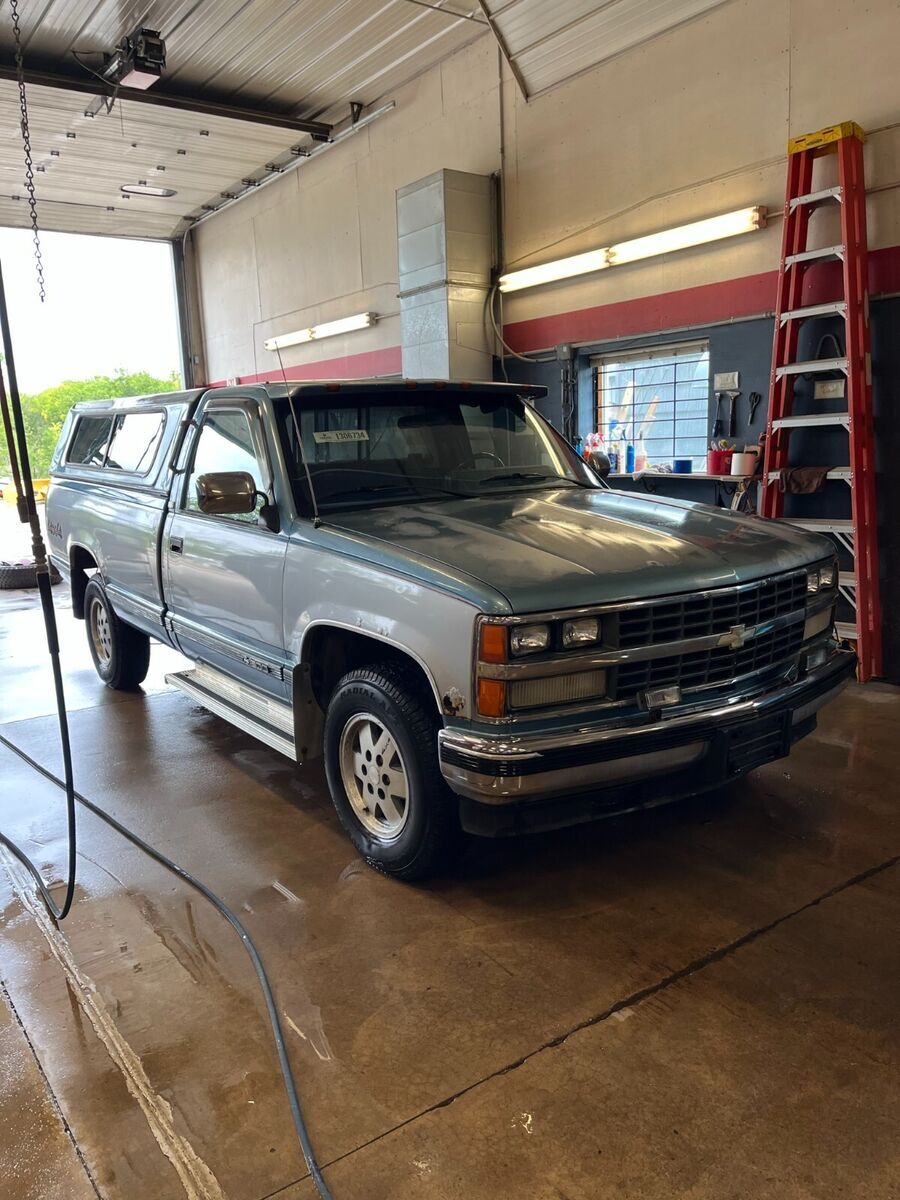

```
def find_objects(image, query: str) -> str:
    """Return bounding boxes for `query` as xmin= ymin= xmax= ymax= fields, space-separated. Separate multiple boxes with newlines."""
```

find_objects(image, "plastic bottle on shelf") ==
xmin=606 ymin=423 xmax=620 ymax=474
xmin=634 ymin=435 xmax=648 ymax=473
xmin=595 ymin=433 xmax=611 ymax=476
xmin=625 ymin=439 xmax=635 ymax=474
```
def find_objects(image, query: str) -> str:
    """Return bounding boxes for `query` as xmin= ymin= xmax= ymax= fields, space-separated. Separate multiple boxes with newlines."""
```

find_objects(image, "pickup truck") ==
xmin=46 ymin=380 xmax=854 ymax=879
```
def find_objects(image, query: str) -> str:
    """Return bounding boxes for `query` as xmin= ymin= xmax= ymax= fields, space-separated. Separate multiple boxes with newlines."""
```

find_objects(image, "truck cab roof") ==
xmin=69 ymin=379 xmax=549 ymax=413
xmin=216 ymin=379 xmax=549 ymax=403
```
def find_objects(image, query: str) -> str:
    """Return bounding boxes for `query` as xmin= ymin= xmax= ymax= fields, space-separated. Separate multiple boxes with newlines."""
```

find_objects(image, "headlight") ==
xmin=818 ymin=560 xmax=837 ymax=589
xmin=562 ymin=617 xmax=601 ymax=648
xmin=510 ymin=623 xmax=551 ymax=656
xmin=807 ymin=561 xmax=838 ymax=593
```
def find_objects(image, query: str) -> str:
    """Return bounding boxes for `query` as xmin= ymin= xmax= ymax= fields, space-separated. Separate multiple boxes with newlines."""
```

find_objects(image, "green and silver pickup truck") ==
xmin=46 ymin=380 xmax=854 ymax=878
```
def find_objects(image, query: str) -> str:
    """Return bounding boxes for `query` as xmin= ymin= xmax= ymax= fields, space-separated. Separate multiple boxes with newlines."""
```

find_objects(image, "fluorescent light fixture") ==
xmin=497 ymin=207 xmax=766 ymax=293
xmin=120 ymin=183 xmax=176 ymax=197
xmin=498 ymin=248 xmax=609 ymax=294
xmin=264 ymin=312 xmax=376 ymax=352
xmin=607 ymin=207 xmax=767 ymax=265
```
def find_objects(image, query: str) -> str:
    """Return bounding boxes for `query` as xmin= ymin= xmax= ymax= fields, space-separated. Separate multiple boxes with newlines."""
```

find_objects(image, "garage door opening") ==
xmin=0 ymin=226 xmax=182 ymax=485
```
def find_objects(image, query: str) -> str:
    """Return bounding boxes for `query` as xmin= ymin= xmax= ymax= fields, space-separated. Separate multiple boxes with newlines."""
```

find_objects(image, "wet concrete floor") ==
xmin=0 ymin=580 xmax=898 ymax=1199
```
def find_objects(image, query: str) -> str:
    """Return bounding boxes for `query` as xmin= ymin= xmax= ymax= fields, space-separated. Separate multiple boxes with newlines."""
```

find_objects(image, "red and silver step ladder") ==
xmin=760 ymin=121 xmax=882 ymax=680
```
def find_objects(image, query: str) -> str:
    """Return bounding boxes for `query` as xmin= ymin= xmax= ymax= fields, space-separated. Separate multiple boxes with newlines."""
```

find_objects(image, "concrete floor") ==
xmin=1 ymin=564 xmax=898 ymax=1199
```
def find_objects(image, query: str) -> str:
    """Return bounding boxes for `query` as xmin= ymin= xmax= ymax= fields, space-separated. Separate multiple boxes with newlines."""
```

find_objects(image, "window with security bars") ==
xmin=595 ymin=343 xmax=710 ymax=469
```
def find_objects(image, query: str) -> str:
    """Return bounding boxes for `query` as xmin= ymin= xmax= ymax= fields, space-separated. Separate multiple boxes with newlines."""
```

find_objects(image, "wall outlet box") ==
xmin=714 ymin=371 xmax=739 ymax=391
xmin=814 ymin=379 xmax=845 ymax=400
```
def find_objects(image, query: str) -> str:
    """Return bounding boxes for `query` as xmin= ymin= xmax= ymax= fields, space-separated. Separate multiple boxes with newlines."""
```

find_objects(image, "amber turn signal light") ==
xmin=479 ymin=623 xmax=507 ymax=663
xmin=477 ymin=678 xmax=506 ymax=718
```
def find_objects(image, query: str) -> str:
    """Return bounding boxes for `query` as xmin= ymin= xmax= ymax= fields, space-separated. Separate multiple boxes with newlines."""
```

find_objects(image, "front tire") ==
xmin=323 ymin=664 xmax=463 ymax=880
xmin=84 ymin=577 xmax=151 ymax=690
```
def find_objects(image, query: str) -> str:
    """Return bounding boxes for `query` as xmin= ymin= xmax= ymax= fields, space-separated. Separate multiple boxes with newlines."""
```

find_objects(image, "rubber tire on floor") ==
xmin=323 ymin=664 xmax=464 ymax=881
xmin=0 ymin=560 xmax=61 ymax=589
xmin=84 ymin=577 xmax=151 ymax=690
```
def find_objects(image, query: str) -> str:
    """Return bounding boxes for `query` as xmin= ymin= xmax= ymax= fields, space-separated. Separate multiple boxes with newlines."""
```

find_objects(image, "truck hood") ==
xmin=329 ymin=487 xmax=832 ymax=614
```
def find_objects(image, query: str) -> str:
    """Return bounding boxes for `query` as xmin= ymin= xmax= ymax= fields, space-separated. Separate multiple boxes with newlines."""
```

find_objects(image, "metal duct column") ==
xmin=396 ymin=170 xmax=493 ymax=381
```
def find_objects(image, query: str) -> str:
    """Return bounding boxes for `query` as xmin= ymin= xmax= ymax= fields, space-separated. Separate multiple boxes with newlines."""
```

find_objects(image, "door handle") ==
xmin=169 ymin=536 xmax=183 ymax=555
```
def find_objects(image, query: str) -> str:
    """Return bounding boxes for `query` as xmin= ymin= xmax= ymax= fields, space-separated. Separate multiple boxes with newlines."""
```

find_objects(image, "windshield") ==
xmin=275 ymin=391 xmax=597 ymax=514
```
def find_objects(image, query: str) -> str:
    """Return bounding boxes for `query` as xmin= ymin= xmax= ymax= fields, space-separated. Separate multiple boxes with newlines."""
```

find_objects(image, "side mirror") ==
xmin=587 ymin=449 xmax=611 ymax=479
xmin=195 ymin=471 xmax=258 ymax=515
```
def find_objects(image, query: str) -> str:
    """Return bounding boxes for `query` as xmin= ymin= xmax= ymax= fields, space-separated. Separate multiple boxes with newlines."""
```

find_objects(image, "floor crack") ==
xmin=263 ymin=850 xmax=900 ymax=1197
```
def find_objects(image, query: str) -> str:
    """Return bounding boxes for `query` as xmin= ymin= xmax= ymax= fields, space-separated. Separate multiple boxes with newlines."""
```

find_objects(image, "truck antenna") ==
xmin=275 ymin=344 xmax=322 ymax=527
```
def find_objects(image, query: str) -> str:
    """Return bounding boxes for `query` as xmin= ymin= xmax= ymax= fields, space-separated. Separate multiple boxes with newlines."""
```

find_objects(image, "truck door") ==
xmin=163 ymin=398 xmax=289 ymax=697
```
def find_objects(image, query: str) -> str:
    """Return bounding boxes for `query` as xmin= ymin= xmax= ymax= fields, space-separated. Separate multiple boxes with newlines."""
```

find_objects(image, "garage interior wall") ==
xmin=189 ymin=34 xmax=502 ymax=385
xmin=187 ymin=0 xmax=900 ymax=677
xmin=190 ymin=0 xmax=900 ymax=382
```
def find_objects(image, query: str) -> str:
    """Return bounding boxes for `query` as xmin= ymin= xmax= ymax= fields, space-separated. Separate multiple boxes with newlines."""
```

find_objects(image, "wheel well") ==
xmin=303 ymin=626 xmax=439 ymax=713
xmin=69 ymin=546 xmax=98 ymax=619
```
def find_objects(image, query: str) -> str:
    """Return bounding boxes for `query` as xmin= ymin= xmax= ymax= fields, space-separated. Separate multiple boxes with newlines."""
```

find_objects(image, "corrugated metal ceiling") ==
xmin=0 ymin=0 xmax=734 ymax=241
xmin=481 ymin=0 xmax=732 ymax=97
xmin=0 ymin=77 xmax=303 ymax=239
xmin=7 ymin=0 xmax=487 ymax=121
xmin=0 ymin=0 xmax=488 ymax=239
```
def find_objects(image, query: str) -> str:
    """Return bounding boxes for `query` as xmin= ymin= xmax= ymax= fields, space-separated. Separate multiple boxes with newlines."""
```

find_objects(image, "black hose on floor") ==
xmin=0 ymin=259 xmax=333 ymax=1199
xmin=0 ymin=730 xmax=333 ymax=1200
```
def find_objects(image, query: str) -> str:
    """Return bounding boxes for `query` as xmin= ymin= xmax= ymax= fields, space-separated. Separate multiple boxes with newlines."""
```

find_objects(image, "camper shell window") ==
xmin=66 ymin=410 xmax=165 ymax=475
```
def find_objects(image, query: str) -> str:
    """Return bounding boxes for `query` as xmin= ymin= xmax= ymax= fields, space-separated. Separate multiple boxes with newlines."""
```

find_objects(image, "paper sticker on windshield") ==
xmin=313 ymin=429 xmax=369 ymax=444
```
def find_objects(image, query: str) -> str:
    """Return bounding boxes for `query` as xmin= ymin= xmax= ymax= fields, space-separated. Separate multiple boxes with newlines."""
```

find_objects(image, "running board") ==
xmin=166 ymin=663 xmax=296 ymax=761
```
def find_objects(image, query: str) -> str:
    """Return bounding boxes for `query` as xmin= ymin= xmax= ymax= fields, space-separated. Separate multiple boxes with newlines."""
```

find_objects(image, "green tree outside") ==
xmin=0 ymin=367 xmax=181 ymax=479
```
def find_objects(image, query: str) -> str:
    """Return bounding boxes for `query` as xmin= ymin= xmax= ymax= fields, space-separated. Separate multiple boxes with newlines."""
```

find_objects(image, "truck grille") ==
xmin=615 ymin=621 xmax=804 ymax=698
xmin=617 ymin=570 xmax=807 ymax=649
xmin=613 ymin=570 xmax=808 ymax=700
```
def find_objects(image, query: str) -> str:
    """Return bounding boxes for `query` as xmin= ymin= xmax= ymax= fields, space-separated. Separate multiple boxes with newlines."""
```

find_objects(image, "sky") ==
xmin=0 ymin=227 xmax=182 ymax=394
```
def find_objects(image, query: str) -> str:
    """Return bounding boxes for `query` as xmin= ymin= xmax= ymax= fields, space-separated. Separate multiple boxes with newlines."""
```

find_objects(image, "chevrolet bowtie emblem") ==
xmin=720 ymin=623 xmax=750 ymax=650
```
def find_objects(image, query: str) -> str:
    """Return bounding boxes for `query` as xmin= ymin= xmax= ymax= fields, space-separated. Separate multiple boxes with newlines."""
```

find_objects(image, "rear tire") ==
xmin=84 ymin=577 xmax=151 ymax=690
xmin=323 ymin=664 xmax=463 ymax=880
xmin=0 ymin=560 xmax=61 ymax=589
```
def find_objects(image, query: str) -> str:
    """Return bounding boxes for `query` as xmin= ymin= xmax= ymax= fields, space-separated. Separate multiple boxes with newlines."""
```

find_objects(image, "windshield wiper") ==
xmin=324 ymin=483 xmax=414 ymax=501
xmin=325 ymin=482 xmax=470 ymax=504
xmin=476 ymin=471 xmax=577 ymax=487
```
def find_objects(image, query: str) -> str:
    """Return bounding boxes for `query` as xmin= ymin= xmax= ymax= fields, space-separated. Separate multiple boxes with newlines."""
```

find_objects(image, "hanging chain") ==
xmin=9 ymin=0 xmax=46 ymax=302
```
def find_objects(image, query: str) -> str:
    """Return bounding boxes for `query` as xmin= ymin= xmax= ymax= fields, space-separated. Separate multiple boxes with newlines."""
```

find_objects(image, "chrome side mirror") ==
xmin=195 ymin=471 xmax=258 ymax=515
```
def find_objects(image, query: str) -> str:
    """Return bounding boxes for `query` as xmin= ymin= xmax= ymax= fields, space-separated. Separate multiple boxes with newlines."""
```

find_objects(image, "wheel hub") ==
xmin=89 ymin=597 xmax=112 ymax=665
xmin=338 ymin=713 xmax=410 ymax=840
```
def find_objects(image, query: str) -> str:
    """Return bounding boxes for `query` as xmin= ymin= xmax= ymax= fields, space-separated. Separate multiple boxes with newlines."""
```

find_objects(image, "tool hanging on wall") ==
xmin=748 ymin=391 xmax=763 ymax=426
xmin=724 ymin=389 xmax=740 ymax=439
xmin=711 ymin=392 xmax=724 ymax=441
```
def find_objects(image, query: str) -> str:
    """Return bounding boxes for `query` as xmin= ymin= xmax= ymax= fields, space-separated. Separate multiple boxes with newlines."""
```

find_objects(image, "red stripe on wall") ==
xmin=210 ymin=344 xmax=402 ymax=387
xmin=208 ymin=245 xmax=900 ymax=381
xmin=503 ymin=244 xmax=900 ymax=353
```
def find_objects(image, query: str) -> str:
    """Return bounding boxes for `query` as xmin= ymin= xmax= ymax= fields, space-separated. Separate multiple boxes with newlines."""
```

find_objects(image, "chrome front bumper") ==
xmin=439 ymin=649 xmax=855 ymax=834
